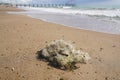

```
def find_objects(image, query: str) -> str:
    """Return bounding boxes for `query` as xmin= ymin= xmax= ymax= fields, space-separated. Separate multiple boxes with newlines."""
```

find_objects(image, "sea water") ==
xmin=8 ymin=6 xmax=120 ymax=34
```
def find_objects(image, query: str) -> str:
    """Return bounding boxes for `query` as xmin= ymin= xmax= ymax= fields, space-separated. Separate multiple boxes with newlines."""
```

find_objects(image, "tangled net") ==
xmin=40 ymin=39 xmax=91 ymax=70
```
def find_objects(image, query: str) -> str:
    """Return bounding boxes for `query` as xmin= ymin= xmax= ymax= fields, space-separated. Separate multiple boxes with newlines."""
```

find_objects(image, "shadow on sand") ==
xmin=36 ymin=50 xmax=62 ymax=70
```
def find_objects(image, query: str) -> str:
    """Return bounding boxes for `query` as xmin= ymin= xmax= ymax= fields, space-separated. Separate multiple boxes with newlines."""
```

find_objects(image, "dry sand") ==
xmin=0 ymin=5 xmax=120 ymax=80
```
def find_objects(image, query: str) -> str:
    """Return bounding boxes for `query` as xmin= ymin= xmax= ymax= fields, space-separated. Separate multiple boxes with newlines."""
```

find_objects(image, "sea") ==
xmin=8 ymin=6 xmax=120 ymax=35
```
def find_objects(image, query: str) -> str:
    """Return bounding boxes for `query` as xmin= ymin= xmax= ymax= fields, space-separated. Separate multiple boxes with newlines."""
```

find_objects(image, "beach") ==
xmin=0 ymin=5 xmax=120 ymax=80
xmin=8 ymin=7 xmax=120 ymax=34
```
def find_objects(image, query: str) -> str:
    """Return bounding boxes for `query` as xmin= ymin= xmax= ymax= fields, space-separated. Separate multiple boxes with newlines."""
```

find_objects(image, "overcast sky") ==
xmin=0 ymin=0 xmax=120 ymax=6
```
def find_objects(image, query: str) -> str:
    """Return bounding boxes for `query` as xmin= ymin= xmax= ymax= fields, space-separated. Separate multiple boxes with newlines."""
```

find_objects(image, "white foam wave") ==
xmin=14 ymin=7 xmax=120 ymax=34
xmin=20 ymin=7 xmax=120 ymax=18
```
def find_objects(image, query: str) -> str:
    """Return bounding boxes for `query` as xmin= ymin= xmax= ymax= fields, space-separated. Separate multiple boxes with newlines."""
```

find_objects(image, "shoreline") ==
xmin=8 ymin=10 xmax=120 ymax=35
xmin=27 ymin=14 xmax=120 ymax=35
xmin=0 ymin=5 xmax=120 ymax=80
xmin=9 ymin=7 xmax=120 ymax=35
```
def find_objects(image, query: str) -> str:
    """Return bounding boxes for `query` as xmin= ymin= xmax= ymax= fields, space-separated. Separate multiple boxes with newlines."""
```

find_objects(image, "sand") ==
xmin=0 ymin=5 xmax=120 ymax=80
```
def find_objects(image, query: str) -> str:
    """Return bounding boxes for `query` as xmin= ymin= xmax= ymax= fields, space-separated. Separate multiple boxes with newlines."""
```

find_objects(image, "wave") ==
xmin=9 ymin=6 xmax=120 ymax=34
xmin=20 ymin=7 xmax=120 ymax=18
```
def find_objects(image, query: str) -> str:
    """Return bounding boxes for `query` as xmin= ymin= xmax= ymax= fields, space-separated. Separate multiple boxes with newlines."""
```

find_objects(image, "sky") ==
xmin=0 ymin=0 xmax=120 ymax=7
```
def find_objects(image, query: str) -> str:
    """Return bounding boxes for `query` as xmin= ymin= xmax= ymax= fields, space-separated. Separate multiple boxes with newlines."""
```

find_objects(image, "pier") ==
xmin=14 ymin=3 xmax=75 ymax=8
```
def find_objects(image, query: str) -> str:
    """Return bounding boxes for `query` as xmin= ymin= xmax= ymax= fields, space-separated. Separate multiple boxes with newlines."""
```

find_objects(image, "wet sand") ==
xmin=0 ymin=5 xmax=120 ymax=80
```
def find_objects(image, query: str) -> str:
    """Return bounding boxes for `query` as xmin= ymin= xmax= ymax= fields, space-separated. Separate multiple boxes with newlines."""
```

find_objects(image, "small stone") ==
xmin=100 ymin=48 xmax=103 ymax=51
xmin=72 ymin=41 xmax=75 ymax=44
xmin=113 ymin=77 xmax=115 ymax=79
xmin=60 ymin=78 xmax=64 ymax=80
xmin=112 ymin=45 xmax=116 ymax=47
xmin=47 ymin=67 xmax=51 ymax=69
xmin=95 ymin=71 xmax=97 ymax=74
xmin=80 ymin=48 xmax=83 ymax=50
xmin=99 ymin=59 xmax=102 ymax=62
xmin=11 ymin=67 xmax=15 ymax=71
xmin=45 ymin=41 xmax=48 ymax=43
xmin=36 ymin=64 xmax=38 ymax=66
xmin=16 ymin=72 xmax=19 ymax=75
xmin=22 ymin=76 xmax=25 ymax=78
xmin=105 ymin=77 xmax=108 ymax=80
xmin=1 ymin=54 xmax=4 ymax=56
xmin=95 ymin=57 xmax=98 ymax=59
xmin=86 ymin=72 xmax=89 ymax=74
xmin=4 ymin=67 xmax=9 ymax=69
xmin=80 ymin=72 xmax=82 ymax=74
xmin=6 ymin=48 xmax=8 ymax=50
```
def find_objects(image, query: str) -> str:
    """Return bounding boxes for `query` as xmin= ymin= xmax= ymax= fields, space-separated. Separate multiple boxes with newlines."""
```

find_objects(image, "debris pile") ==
xmin=40 ymin=39 xmax=91 ymax=70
